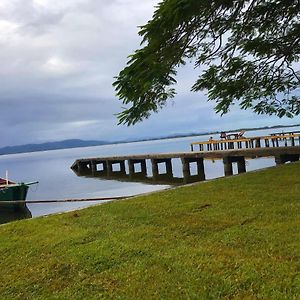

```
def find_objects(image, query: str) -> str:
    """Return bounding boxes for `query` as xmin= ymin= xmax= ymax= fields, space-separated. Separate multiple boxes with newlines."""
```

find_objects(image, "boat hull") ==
xmin=0 ymin=184 xmax=29 ymax=210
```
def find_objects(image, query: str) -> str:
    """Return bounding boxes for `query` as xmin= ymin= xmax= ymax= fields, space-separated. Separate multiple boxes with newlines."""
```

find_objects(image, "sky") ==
xmin=0 ymin=0 xmax=298 ymax=147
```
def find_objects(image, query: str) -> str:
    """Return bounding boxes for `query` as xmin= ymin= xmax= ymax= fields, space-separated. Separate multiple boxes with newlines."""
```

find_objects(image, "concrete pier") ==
xmin=71 ymin=146 xmax=300 ymax=184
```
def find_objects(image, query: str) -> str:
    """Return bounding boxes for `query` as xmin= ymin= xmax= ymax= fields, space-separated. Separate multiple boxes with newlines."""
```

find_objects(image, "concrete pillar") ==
xmin=165 ymin=159 xmax=173 ymax=176
xmin=78 ymin=162 xmax=89 ymax=174
xmin=140 ymin=160 xmax=147 ymax=174
xmin=275 ymin=154 xmax=300 ymax=165
xmin=196 ymin=158 xmax=205 ymax=181
xmin=181 ymin=158 xmax=191 ymax=180
xmin=106 ymin=161 xmax=113 ymax=176
xmin=128 ymin=159 xmax=135 ymax=175
xmin=151 ymin=159 xmax=159 ymax=179
xmin=90 ymin=161 xmax=96 ymax=175
xmin=237 ymin=157 xmax=246 ymax=174
xmin=101 ymin=161 xmax=107 ymax=173
xmin=77 ymin=162 xmax=83 ymax=173
xmin=275 ymin=156 xmax=284 ymax=165
xmin=223 ymin=157 xmax=233 ymax=176
xmin=119 ymin=160 xmax=126 ymax=174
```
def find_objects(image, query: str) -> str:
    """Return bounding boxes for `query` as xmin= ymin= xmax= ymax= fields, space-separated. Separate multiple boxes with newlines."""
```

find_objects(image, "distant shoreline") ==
xmin=1 ymin=123 xmax=299 ymax=156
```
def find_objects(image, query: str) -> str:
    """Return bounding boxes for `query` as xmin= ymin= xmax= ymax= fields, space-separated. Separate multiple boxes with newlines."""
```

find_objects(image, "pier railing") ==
xmin=190 ymin=133 xmax=300 ymax=152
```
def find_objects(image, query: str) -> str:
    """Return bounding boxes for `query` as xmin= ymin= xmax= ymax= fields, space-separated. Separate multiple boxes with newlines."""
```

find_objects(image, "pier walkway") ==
xmin=190 ymin=133 xmax=300 ymax=152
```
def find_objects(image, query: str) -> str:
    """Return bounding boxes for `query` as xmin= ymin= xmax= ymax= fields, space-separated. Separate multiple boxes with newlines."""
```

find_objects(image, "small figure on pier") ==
xmin=227 ymin=130 xmax=246 ymax=140
xmin=220 ymin=131 xmax=227 ymax=139
xmin=208 ymin=136 xmax=214 ymax=150
xmin=237 ymin=130 xmax=246 ymax=138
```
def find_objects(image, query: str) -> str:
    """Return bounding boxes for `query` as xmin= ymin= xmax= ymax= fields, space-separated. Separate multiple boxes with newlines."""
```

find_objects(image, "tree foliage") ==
xmin=113 ymin=0 xmax=300 ymax=125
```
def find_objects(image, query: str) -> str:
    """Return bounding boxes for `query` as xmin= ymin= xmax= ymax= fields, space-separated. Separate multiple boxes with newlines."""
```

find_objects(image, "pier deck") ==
xmin=190 ymin=133 xmax=300 ymax=151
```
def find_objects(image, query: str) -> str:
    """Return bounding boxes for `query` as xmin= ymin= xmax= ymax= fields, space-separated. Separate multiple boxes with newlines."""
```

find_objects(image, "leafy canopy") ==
xmin=113 ymin=0 xmax=300 ymax=125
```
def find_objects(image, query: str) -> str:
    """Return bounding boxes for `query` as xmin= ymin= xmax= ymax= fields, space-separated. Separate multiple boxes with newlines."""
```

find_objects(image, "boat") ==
xmin=0 ymin=178 xmax=38 ymax=210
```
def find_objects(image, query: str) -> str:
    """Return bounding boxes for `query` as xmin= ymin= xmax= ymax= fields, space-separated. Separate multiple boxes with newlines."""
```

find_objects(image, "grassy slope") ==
xmin=0 ymin=163 xmax=299 ymax=299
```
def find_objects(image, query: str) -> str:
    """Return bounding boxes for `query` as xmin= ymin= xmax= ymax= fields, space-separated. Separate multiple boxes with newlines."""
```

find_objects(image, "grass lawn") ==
xmin=0 ymin=162 xmax=299 ymax=299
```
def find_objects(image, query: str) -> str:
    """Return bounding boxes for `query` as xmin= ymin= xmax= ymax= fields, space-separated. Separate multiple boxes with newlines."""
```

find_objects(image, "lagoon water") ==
xmin=0 ymin=126 xmax=299 ymax=223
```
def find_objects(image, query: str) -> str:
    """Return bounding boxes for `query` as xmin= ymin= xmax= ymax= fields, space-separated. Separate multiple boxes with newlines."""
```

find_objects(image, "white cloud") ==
xmin=43 ymin=56 xmax=76 ymax=74
xmin=0 ymin=19 xmax=19 ymax=43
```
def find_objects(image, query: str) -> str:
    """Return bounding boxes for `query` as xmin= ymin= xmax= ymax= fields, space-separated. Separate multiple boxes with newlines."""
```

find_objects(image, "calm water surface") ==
xmin=0 ymin=126 xmax=299 ymax=222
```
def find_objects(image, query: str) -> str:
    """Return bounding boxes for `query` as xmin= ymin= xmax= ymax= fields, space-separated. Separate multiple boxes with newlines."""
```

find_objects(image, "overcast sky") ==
xmin=0 ymin=0 xmax=297 ymax=147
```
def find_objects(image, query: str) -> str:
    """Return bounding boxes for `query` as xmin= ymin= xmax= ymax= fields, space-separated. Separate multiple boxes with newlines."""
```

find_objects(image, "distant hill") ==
xmin=1 ymin=123 xmax=299 ymax=156
xmin=0 ymin=139 xmax=108 ymax=155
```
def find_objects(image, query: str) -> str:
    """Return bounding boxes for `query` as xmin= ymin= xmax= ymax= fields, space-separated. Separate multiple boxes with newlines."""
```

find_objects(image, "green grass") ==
xmin=0 ymin=162 xmax=299 ymax=299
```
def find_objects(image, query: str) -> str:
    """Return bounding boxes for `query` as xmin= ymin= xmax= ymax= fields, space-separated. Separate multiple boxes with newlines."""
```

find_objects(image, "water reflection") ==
xmin=72 ymin=168 xmax=205 ymax=185
xmin=0 ymin=205 xmax=32 ymax=225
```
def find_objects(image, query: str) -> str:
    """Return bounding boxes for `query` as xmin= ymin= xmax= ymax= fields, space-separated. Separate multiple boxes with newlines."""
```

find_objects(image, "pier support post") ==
xmin=181 ymin=157 xmax=205 ymax=183
xmin=275 ymin=154 xmax=300 ymax=165
xmin=181 ymin=158 xmax=191 ymax=179
xmin=151 ymin=158 xmax=173 ymax=181
xmin=128 ymin=159 xmax=147 ymax=177
xmin=106 ymin=160 xmax=113 ymax=176
xmin=120 ymin=160 xmax=126 ymax=174
xmin=96 ymin=161 xmax=108 ymax=175
xmin=78 ymin=162 xmax=89 ymax=174
xmin=165 ymin=159 xmax=173 ymax=176
xmin=223 ymin=156 xmax=246 ymax=176
xmin=196 ymin=158 xmax=205 ymax=181
xmin=223 ymin=157 xmax=233 ymax=176
xmin=151 ymin=159 xmax=159 ymax=179
xmin=106 ymin=160 xmax=126 ymax=176
xmin=128 ymin=159 xmax=135 ymax=175
xmin=90 ymin=161 xmax=97 ymax=175
xmin=236 ymin=157 xmax=246 ymax=174
xmin=141 ymin=160 xmax=147 ymax=174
